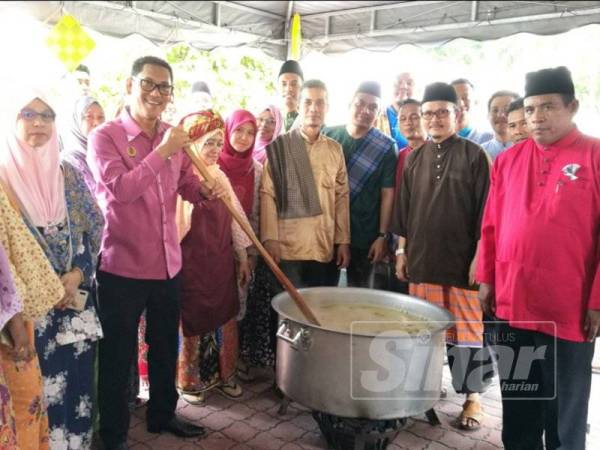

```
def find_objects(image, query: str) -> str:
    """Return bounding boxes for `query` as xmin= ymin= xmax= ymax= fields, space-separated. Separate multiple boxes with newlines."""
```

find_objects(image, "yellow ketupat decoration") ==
xmin=46 ymin=15 xmax=95 ymax=72
xmin=290 ymin=13 xmax=302 ymax=60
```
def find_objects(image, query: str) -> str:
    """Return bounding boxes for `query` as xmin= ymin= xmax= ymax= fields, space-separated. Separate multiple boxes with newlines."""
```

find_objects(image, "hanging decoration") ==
xmin=290 ymin=13 xmax=302 ymax=59
xmin=46 ymin=14 xmax=96 ymax=72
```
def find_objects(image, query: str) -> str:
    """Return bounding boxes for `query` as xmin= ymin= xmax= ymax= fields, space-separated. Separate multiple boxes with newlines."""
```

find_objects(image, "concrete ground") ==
xmin=122 ymin=366 xmax=600 ymax=449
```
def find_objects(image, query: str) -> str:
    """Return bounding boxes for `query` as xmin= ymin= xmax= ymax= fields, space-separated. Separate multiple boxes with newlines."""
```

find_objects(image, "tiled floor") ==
xmin=122 ymin=367 xmax=600 ymax=449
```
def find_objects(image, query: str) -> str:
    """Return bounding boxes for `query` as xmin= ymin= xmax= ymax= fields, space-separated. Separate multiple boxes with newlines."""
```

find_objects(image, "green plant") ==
xmin=92 ymin=43 xmax=278 ymax=121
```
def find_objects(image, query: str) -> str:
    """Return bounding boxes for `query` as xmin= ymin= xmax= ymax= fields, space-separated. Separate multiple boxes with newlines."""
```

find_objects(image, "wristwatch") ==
xmin=395 ymin=247 xmax=405 ymax=255
xmin=377 ymin=232 xmax=389 ymax=240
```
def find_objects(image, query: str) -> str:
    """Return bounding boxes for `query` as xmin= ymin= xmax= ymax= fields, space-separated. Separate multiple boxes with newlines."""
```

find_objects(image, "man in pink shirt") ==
xmin=477 ymin=66 xmax=600 ymax=450
xmin=88 ymin=56 xmax=223 ymax=450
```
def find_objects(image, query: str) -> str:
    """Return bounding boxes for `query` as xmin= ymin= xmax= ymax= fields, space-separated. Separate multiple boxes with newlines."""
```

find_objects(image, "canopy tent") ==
xmin=7 ymin=1 xmax=600 ymax=60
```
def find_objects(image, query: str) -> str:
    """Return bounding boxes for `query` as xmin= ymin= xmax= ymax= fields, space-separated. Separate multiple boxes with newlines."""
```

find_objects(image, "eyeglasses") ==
xmin=257 ymin=118 xmax=276 ymax=126
xmin=19 ymin=108 xmax=56 ymax=123
xmin=203 ymin=139 xmax=224 ymax=149
xmin=135 ymin=77 xmax=174 ymax=96
xmin=422 ymin=109 xmax=451 ymax=120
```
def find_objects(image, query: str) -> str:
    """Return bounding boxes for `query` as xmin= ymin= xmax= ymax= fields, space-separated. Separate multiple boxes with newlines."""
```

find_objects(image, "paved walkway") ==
xmin=123 ymin=368 xmax=599 ymax=449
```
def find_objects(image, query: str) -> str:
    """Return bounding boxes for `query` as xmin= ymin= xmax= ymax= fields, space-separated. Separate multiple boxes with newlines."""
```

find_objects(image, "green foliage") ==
xmin=92 ymin=43 xmax=278 ymax=120
xmin=94 ymin=73 xmax=126 ymax=118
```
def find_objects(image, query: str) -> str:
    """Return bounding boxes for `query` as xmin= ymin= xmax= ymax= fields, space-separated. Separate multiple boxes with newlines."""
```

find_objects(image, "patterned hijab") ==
xmin=217 ymin=110 xmax=257 ymax=216
xmin=60 ymin=96 xmax=103 ymax=194
xmin=253 ymin=104 xmax=283 ymax=165
xmin=179 ymin=110 xmax=225 ymax=178
xmin=0 ymin=87 xmax=66 ymax=228
xmin=177 ymin=110 xmax=225 ymax=240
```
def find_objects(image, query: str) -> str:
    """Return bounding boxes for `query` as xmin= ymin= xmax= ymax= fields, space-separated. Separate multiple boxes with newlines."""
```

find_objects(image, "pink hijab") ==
xmin=217 ymin=109 xmax=257 ymax=216
xmin=0 ymin=88 xmax=66 ymax=227
xmin=253 ymin=104 xmax=283 ymax=165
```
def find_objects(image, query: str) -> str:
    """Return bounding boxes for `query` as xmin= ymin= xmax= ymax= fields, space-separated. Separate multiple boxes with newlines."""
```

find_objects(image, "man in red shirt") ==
xmin=477 ymin=66 xmax=600 ymax=450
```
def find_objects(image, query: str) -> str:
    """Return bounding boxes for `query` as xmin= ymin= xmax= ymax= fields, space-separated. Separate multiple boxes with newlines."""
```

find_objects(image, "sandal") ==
xmin=180 ymin=391 xmax=206 ymax=405
xmin=216 ymin=381 xmax=243 ymax=399
xmin=459 ymin=399 xmax=484 ymax=431
xmin=237 ymin=362 xmax=256 ymax=382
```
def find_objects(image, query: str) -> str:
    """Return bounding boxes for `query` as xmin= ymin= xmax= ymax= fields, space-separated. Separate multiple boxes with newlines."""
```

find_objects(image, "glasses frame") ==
xmin=134 ymin=76 xmax=174 ymax=96
xmin=421 ymin=108 xmax=452 ymax=121
xmin=19 ymin=108 xmax=56 ymax=123
xmin=203 ymin=138 xmax=224 ymax=149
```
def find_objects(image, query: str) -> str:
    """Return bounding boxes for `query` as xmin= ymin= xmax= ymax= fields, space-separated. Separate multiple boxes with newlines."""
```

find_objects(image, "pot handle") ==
xmin=277 ymin=321 xmax=310 ymax=350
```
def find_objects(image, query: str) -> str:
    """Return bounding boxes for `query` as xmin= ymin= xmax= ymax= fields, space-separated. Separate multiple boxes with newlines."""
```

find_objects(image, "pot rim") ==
xmin=272 ymin=287 xmax=455 ymax=338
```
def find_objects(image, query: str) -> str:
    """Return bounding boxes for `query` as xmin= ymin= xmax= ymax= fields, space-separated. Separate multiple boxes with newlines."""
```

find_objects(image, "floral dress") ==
xmin=30 ymin=163 xmax=104 ymax=450
xmin=0 ymin=244 xmax=18 ymax=450
xmin=239 ymin=260 xmax=280 ymax=367
xmin=0 ymin=361 xmax=17 ymax=450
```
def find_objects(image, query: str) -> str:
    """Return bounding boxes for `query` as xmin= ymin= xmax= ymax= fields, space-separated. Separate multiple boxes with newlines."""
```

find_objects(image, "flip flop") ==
xmin=459 ymin=399 xmax=484 ymax=431
xmin=237 ymin=362 xmax=256 ymax=382
xmin=181 ymin=391 xmax=206 ymax=406
xmin=216 ymin=381 xmax=243 ymax=399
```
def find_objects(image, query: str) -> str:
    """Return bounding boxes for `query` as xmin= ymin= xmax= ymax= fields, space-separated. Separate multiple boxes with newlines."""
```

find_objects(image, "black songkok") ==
xmin=524 ymin=66 xmax=575 ymax=98
xmin=422 ymin=82 xmax=458 ymax=104
xmin=278 ymin=60 xmax=304 ymax=80
xmin=355 ymin=81 xmax=381 ymax=98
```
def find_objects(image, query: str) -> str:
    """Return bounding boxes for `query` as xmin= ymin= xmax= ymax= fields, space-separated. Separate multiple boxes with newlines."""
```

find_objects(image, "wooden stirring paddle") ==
xmin=183 ymin=142 xmax=321 ymax=326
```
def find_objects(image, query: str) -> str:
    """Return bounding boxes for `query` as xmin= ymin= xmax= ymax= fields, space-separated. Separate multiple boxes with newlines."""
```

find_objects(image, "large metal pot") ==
xmin=272 ymin=287 xmax=454 ymax=419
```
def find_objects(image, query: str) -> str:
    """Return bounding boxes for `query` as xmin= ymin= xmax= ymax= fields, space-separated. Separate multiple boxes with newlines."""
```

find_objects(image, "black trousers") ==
xmin=446 ymin=344 xmax=494 ymax=394
xmin=96 ymin=270 xmax=181 ymax=448
xmin=267 ymin=260 xmax=338 ymax=364
xmin=278 ymin=259 xmax=339 ymax=289
xmin=494 ymin=322 xmax=594 ymax=450
xmin=346 ymin=246 xmax=408 ymax=293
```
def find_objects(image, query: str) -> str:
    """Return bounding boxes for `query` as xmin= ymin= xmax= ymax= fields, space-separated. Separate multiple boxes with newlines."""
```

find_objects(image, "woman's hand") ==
xmin=238 ymin=259 xmax=251 ymax=288
xmin=56 ymin=268 xmax=83 ymax=310
xmin=248 ymin=255 xmax=258 ymax=272
xmin=4 ymin=313 xmax=35 ymax=362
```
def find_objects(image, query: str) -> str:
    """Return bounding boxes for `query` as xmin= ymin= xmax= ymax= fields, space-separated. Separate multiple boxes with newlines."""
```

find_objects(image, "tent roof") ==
xmin=9 ymin=1 xmax=600 ymax=59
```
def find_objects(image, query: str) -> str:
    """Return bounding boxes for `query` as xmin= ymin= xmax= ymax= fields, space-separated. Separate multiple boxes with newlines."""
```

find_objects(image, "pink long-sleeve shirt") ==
xmin=87 ymin=108 xmax=203 ymax=280
xmin=477 ymin=128 xmax=600 ymax=342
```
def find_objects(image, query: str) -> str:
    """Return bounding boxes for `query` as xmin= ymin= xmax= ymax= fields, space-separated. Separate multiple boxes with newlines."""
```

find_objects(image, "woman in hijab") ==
xmin=0 ymin=87 xmax=104 ymax=449
xmin=60 ymin=95 xmax=109 ymax=432
xmin=0 ymin=173 xmax=65 ymax=449
xmin=237 ymin=106 xmax=284 ymax=382
xmin=60 ymin=96 xmax=105 ymax=195
xmin=253 ymin=104 xmax=283 ymax=165
xmin=216 ymin=110 xmax=264 ymax=383
xmin=176 ymin=110 xmax=252 ymax=404
xmin=218 ymin=109 xmax=261 ymax=306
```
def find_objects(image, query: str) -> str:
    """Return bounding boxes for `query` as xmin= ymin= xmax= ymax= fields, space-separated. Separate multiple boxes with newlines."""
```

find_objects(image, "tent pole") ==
xmin=285 ymin=1 xmax=295 ymax=59
xmin=471 ymin=1 xmax=479 ymax=22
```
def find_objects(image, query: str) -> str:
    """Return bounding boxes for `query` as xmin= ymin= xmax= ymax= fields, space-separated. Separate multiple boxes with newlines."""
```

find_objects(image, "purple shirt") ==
xmin=0 ymin=243 xmax=21 ymax=330
xmin=87 ymin=108 xmax=203 ymax=280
